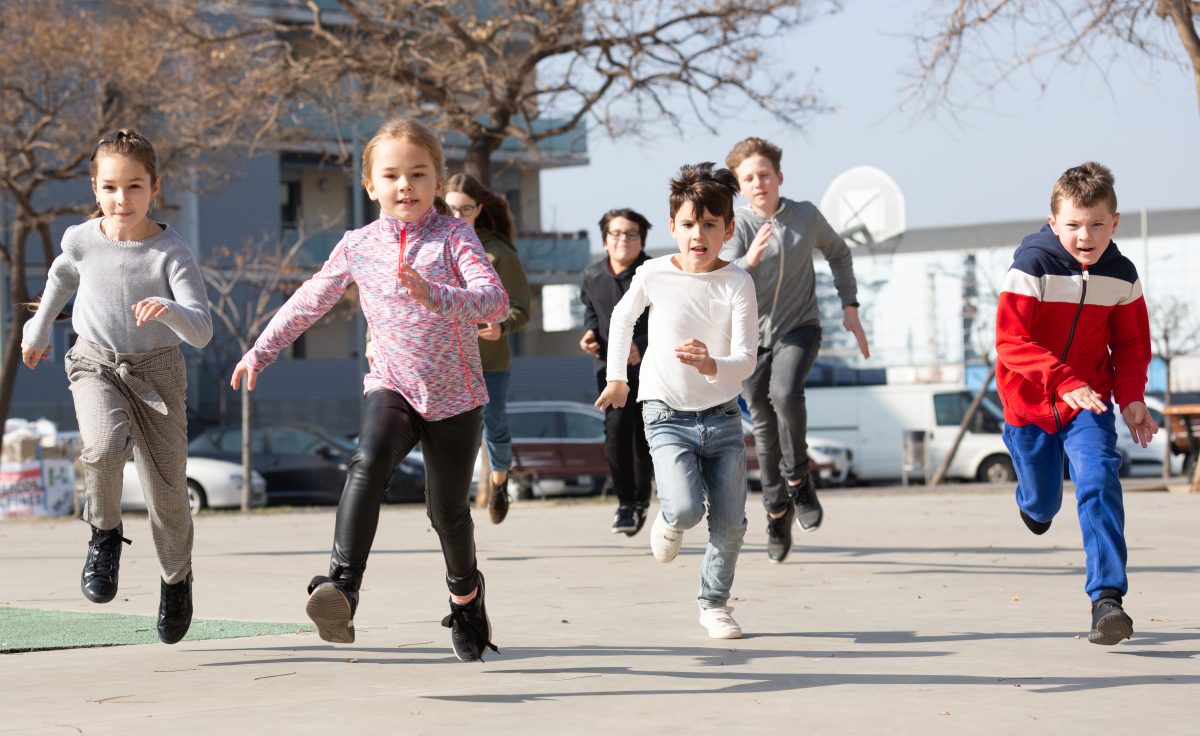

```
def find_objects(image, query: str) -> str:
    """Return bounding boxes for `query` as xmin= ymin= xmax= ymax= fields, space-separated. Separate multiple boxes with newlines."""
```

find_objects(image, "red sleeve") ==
xmin=995 ymin=291 xmax=1087 ymax=398
xmin=1108 ymin=294 xmax=1150 ymax=409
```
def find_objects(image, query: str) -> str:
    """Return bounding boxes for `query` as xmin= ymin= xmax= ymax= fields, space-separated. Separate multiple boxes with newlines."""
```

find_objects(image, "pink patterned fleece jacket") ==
xmin=243 ymin=208 xmax=509 ymax=420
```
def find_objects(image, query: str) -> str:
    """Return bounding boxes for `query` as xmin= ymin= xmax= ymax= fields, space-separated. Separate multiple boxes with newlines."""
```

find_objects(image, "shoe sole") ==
xmin=612 ymin=525 xmax=638 ymax=534
xmin=797 ymin=509 xmax=823 ymax=533
xmin=306 ymin=583 xmax=355 ymax=644
xmin=705 ymin=628 xmax=743 ymax=639
xmin=1089 ymin=611 xmax=1134 ymax=645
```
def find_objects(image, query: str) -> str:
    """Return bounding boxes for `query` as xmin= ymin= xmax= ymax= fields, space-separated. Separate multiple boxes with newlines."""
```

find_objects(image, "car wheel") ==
xmin=187 ymin=480 xmax=208 ymax=516
xmin=978 ymin=455 xmax=1016 ymax=484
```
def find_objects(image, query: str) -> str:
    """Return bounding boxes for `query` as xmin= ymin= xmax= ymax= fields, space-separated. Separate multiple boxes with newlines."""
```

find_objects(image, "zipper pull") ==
xmin=1082 ymin=265 xmax=1089 ymax=281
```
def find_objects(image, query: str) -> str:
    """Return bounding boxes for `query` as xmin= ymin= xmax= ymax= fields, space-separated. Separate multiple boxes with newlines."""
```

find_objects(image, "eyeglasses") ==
xmin=450 ymin=204 xmax=477 ymax=217
xmin=605 ymin=230 xmax=641 ymax=242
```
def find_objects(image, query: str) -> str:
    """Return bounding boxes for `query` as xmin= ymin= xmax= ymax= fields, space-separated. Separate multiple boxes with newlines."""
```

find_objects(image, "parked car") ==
xmin=120 ymin=457 xmax=267 ymax=515
xmin=187 ymin=424 xmax=425 ymax=505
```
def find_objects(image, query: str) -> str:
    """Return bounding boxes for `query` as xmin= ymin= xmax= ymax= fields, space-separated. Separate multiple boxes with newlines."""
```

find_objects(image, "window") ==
xmin=563 ymin=411 xmax=605 ymax=440
xmin=281 ymin=180 xmax=301 ymax=228
xmin=217 ymin=428 xmax=265 ymax=454
xmin=270 ymin=428 xmax=326 ymax=455
xmin=508 ymin=410 xmax=560 ymax=439
xmin=934 ymin=392 xmax=969 ymax=426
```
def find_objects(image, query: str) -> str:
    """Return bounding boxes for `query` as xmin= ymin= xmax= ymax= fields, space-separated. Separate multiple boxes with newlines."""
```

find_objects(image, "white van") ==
xmin=806 ymin=384 xmax=1165 ymax=483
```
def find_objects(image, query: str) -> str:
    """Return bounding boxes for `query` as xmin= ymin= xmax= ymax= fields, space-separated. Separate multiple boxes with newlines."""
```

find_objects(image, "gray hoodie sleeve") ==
xmin=22 ymin=253 xmax=80 ymax=351
xmin=812 ymin=209 xmax=858 ymax=308
xmin=148 ymin=247 xmax=213 ymax=348
xmin=721 ymin=218 xmax=754 ymax=272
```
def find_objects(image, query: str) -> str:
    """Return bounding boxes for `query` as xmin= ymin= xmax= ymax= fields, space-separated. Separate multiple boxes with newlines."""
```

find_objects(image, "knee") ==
xmin=664 ymin=498 xmax=706 ymax=530
xmin=428 ymin=500 xmax=472 ymax=536
xmin=348 ymin=443 xmax=395 ymax=481
xmin=80 ymin=437 xmax=132 ymax=468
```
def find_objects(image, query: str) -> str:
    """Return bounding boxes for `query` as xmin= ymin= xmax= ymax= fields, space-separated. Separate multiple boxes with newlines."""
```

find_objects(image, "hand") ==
xmin=21 ymin=342 xmax=51 ymax=369
xmin=478 ymin=323 xmax=502 ymax=341
xmin=843 ymin=306 xmax=870 ymax=359
xmin=230 ymin=360 xmax=259 ymax=392
xmin=131 ymin=299 xmax=169 ymax=327
xmin=628 ymin=342 xmax=641 ymax=366
xmin=675 ymin=338 xmax=717 ymax=376
xmin=1062 ymin=384 xmax=1107 ymax=414
xmin=398 ymin=264 xmax=432 ymax=308
xmin=580 ymin=329 xmax=601 ymax=357
xmin=744 ymin=222 xmax=772 ymax=268
xmin=595 ymin=380 xmax=630 ymax=410
xmin=1121 ymin=401 xmax=1158 ymax=448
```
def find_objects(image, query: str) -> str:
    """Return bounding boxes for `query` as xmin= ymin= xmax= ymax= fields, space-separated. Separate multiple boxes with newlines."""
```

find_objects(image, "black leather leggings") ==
xmin=329 ymin=389 xmax=483 ymax=596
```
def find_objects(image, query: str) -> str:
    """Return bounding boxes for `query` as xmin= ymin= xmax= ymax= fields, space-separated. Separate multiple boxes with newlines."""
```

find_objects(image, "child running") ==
xmin=598 ymin=163 xmax=758 ymax=639
xmin=580 ymin=208 xmax=654 ymax=535
xmin=443 ymin=174 xmax=531 ymax=525
xmin=231 ymin=117 xmax=508 ymax=661
xmin=996 ymin=162 xmax=1156 ymax=645
xmin=719 ymin=138 xmax=868 ymax=564
xmin=21 ymin=129 xmax=213 ymax=644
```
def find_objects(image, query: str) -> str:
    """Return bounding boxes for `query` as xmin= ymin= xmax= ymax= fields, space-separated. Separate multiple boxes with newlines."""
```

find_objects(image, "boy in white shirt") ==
xmin=597 ymin=163 xmax=759 ymax=639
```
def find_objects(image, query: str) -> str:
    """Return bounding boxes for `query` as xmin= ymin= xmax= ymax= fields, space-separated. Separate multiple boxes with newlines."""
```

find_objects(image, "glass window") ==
xmin=507 ymin=411 xmax=560 ymax=439
xmin=217 ymin=428 xmax=265 ymax=454
xmin=270 ymin=428 xmax=326 ymax=455
xmin=563 ymin=411 xmax=605 ymax=439
xmin=934 ymin=392 xmax=969 ymax=426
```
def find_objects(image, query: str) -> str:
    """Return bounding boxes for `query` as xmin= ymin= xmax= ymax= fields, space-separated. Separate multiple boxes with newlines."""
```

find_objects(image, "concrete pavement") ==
xmin=1 ymin=487 xmax=1196 ymax=734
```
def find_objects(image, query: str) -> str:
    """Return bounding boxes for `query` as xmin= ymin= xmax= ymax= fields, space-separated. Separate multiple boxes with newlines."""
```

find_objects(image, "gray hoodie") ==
xmin=719 ymin=197 xmax=857 ymax=347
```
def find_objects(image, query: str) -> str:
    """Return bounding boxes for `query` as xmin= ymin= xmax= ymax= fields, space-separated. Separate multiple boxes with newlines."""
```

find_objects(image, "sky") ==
xmin=540 ymin=0 xmax=1200 ymax=252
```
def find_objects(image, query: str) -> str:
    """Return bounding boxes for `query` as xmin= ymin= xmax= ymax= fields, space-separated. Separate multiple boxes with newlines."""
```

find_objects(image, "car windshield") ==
xmin=309 ymin=429 xmax=358 ymax=453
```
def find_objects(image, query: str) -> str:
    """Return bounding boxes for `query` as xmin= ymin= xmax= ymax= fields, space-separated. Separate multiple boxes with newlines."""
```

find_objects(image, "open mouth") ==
xmin=690 ymin=245 xmax=708 ymax=255
xmin=397 ymin=198 xmax=419 ymax=207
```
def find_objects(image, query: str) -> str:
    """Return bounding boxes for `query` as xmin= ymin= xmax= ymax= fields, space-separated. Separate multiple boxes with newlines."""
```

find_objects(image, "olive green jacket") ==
xmin=476 ymin=228 xmax=531 ymax=373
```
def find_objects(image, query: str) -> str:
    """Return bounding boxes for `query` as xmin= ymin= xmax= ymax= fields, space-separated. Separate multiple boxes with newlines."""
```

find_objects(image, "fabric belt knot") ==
xmin=114 ymin=361 xmax=169 ymax=415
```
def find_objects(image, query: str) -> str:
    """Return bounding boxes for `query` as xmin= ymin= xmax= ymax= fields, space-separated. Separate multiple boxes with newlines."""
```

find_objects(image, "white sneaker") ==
xmin=650 ymin=513 xmax=684 ymax=563
xmin=699 ymin=606 xmax=743 ymax=639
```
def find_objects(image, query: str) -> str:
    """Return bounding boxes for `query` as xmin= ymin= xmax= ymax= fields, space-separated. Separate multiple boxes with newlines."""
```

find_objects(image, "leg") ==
xmin=66 ymin=359 xmax=135 ymax=530
xmin=331 ymin=389 xmax=421 ymax=588
xmin=743 ymin=348 xmax=785 ymax=514
xmin=1002 ymin=422 xmax=1065 ymax=524
xmin=769 ymin=325 xmax=822 ymax=489
xmin=481 ymin=370 xmax=512 ymax=480
xmin=642 ymin=405 xmax=706 ymax=532
xmin=605 ymin=402 xmax=641 ymax=507
xmin=421 ymin=406 xmax=485 ymax=597
xmin=632 ymin=412 xmax=654 ymax=508
xmin=697 ymin=403 xmax=749 ymax=609
xmin=1062 ymin=407 xmax=1128 ymax=600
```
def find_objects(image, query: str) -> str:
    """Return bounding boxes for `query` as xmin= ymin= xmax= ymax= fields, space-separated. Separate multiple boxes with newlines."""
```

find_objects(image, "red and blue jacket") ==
xmin=995 ymin=225 xmax=1150 ymax=434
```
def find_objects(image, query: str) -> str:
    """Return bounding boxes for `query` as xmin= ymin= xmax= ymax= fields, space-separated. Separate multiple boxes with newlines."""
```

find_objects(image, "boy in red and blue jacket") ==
xmin=996 ymin=162 xmax=1158 ymax=646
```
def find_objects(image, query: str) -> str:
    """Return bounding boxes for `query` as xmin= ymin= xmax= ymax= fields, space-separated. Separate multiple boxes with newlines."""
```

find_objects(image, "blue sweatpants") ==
xmin=1002 ymin=404 xmax=1127 ymax=601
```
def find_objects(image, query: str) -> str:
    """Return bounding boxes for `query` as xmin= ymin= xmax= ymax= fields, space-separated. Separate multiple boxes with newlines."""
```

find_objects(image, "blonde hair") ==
xmin=360 ymin=117 xmax=447 ymax=188
xmin=725 ymin=137 xmax=782 ymax=175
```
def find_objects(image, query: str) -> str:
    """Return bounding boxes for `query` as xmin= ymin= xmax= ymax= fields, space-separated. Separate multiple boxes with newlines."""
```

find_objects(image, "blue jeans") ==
xmin=482 ymin=370 xmax=512 ymax=472
xmin=642 ymin=399 xmax=748 ymax=609
xmin=1002 ymin=404 xmax=1127 ymax=600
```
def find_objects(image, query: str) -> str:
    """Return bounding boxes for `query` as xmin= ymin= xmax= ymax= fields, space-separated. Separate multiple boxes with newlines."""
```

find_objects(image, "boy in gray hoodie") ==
xmin=718 ymin=138 xmax=870 ymax=564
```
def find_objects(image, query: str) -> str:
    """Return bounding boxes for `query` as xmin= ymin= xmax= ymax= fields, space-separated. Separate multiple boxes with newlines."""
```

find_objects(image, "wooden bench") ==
xmin=1162 ymin=404 xmax=1200 ymax=493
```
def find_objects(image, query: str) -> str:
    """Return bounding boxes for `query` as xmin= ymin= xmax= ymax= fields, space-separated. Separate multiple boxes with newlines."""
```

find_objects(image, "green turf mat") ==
xmin=0 ymin=606 xmax=314 ymax=653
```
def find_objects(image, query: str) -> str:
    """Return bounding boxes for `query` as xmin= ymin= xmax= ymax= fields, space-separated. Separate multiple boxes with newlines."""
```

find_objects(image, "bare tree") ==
xmin=0 ymin=0 xmax=288 ymax=424
xmin=1149 ymin=296 xmax=1200 ymax=405
xmin=141 ymin=0 xmax=833 ymax=183
xmin=905 ymin=1 xmax=1200 ymax=119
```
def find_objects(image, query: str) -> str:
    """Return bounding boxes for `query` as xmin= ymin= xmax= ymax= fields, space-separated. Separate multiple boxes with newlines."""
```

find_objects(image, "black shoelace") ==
xmin=160 ymin=579 xmax=189 ymax=617
xmin=441 ymin=606 xmax=499 ymax=658
xmin=86 ymin=530 xmax=131 ymax=577
xmin=793 ymin=479 xmax=817 ymax=507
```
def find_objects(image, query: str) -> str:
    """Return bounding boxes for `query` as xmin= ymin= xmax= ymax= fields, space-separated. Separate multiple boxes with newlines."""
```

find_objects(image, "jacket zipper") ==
xmin=1052 ymin=266 xmax=1089 ymax=430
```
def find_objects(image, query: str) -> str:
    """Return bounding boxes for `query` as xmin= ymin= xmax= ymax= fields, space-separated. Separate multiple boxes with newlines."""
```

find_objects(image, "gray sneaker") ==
xmin=792 ymin=475 xmax=823 ymax=532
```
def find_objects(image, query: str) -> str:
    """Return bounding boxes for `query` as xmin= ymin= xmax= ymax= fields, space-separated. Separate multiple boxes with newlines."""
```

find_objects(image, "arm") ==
xmin=242 ymin=240 xmax=353 ymax=373
xmin=148 ymin=247 xmax=213 ymax=348
xmin=22 ymin=254 xmax=79 ymax=351
xmin=1108 ymin=286 xmax=1151 ymax=410
xmin=426 ymin=230 xmax=508 ymax=324
xmin=494 ymin=247 xmax=531 ymax=335
xmin=813 ymin=210 xmax=858 ymax=309
xmin=709 ymin=275 xmax=760 ymax=383
xmin=994 ymin=271 xmax=1086 ymax=397
xmin=605 ymin=269 xmax=651 ymax=383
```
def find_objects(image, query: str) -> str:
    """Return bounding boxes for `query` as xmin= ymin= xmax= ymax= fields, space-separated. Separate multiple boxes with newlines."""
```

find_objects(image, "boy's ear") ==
xmin=777 ymin=170 xmax=784 ymax=186
xmin=668 ymin=217 xmax=676 ymax=234
xmin=1110 ymin=212 xmax=1120 ymax=234
xmin=723 ymin=218 xmax=736 ymax=242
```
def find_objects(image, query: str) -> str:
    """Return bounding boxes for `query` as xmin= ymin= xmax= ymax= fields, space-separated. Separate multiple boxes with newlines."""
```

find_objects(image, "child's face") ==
xmin=92 ymin=154 xmax=159 ymax=230
xmin=734 ymin=154 xmax=782 ymax=213
xmin=603 ymin=216 xmax=644 ymax=267
xmin=1049 ymin=199 xmax=1120 ymax=267
xmin=445 ymin=191 xmax=479 ymax=229
xmin=365 ymin=138 xmax=442 ymax=222
xmin=669 ymin=201 xmax=734 ymax=273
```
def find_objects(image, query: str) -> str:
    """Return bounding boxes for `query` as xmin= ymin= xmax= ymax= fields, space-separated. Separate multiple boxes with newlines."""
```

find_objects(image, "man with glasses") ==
xmin=581 ymin=209 xmax=655 ymax=535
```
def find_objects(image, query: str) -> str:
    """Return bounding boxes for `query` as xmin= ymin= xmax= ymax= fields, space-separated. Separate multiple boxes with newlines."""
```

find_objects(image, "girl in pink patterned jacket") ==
xmin=231 ymin=117 xmax=507 ymax=662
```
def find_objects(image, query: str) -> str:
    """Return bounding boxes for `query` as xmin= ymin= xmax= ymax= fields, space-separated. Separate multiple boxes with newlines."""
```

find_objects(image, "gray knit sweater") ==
xmin=23 ymin=219 xmax=213 ymax=354
xmin=719 ymin=198 xmax=858 ymax=347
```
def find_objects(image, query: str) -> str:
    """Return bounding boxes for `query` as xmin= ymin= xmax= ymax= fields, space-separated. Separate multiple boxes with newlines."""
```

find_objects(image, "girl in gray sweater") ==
xmin=21 ymin=130 xmax=212 ymax=645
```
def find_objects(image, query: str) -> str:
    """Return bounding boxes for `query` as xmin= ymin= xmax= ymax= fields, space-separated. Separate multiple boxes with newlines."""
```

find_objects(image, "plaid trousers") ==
xmin=66 ymin=339 xmax=193 ymax=584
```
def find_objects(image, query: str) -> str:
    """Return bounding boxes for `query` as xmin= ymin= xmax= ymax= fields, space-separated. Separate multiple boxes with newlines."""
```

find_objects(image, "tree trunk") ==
xmin=930 ymin=364 xmax=997 ymax=486
xmin=1164 ymin=361 xmax=1172 ymax=478
xmin=218 ymin=379 xmax=227 ymax=427
xmin=241 ymin=379 xmax=252 ymax=512
xmin=0 ymin=221 xmax=33 ymax=424
xmin=463 ymin=134 xmax=501 ymax=187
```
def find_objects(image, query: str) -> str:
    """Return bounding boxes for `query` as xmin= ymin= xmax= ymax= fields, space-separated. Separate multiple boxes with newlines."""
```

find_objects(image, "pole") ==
xmin=930 ymin=364 xmax=997 ymax=486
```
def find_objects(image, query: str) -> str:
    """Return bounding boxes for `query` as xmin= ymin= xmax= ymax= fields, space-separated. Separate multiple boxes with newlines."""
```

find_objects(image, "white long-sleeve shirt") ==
xmin=607 ymin=255 xmax=758 ymax=411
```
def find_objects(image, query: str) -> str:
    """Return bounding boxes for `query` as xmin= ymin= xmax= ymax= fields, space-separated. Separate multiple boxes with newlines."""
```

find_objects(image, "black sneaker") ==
xmin=1020 ymin=510 xmax=1052 ymax=535
xmin=1089 ymin=591 xmax=1134 ymax=645
xmin=441 ymin=573 xmax=498 ymax=662
xmin=792 ymin=475 xmax=823 ymax=532
xmin=488 ymin=477 xmax=510 ymax=525
xmin=766 ymin=502 xmax=795 ymax=564
xmin=306 ymin=568 xmax=359 ymax=644
xmin=158 ymin=572 xmax=193 ymax=645
xmin=612 ymin=505 xmax=638 ymax=534
xmin=628 ymin=503 xmax=650 ymax=537
xmin=81 ymin=522 xmax=131 ymax=604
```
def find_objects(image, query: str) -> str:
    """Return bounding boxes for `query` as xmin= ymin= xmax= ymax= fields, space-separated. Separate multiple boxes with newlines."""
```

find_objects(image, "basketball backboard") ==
xmin=820 ymin=167 xmax=906 ymax=245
